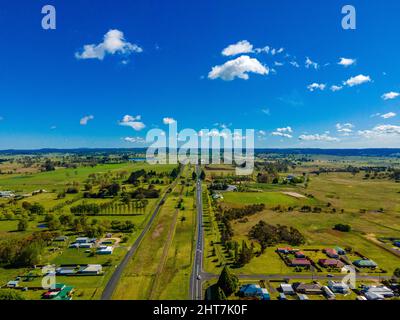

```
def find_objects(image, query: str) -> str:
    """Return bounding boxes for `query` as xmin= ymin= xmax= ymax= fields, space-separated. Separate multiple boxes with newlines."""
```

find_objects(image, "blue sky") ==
xmin=0 ymin=0 xmax=400 ymax=149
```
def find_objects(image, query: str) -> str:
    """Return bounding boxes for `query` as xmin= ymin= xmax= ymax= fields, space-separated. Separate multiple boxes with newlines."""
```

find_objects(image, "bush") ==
xmin=333 ymin=223 xmax=351 ymax=232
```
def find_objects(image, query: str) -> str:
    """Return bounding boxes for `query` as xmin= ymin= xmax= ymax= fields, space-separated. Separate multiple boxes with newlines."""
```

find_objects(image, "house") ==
xmin=238 ymin=284 xmax=270 ymax=300
xmin=393 ymin=240 xmax=400 ymax=248
xmin=328 ymin=281 xmax=350 ymax=294
xmin=69 ymin=243 xmax=80 ymax=248
xmin=212 ymin=193 xmax=223 ymax=200
xmin=293 ymin=283 xmax=323 ymax=295
xmin=364 ymin=291 xmax=385 ymax=301
xmin=324 ymin=248 xmax=339 ymax=259
xmin=79 ymin=264 xmax=103 ymax=275
xmin=226 ymin=185 xmax=238 ymax=192
xmin=290 ymin=258 xmax=311 ymax=267
xmin=54 ymin=236 xmax=68 ymax=242
xmin=79 ymin=243 xmax=93 ymax=249
xmin=279 ymin=293 xmax=287 ymax=300
xmin=277 ymin=247 xmax=292 ymax=254
xmin=356 ymin=295 xmax=367 ymax=301
xmin=101 ymin=240 xmax=113 ymax=245
xmin=363 ymin=285 xmax=394 ymax=299
xmin=56 ymin=267 xmax=76 ymax=276
xmin=353 ymin=259 xmax=378 ymax=268
xmin=280 ymin=283 xmax=295 ymax=295
xmin=42 ymin=283 xmax=74 ymax=300
xmin=6 ymin=280 xmax=19 ymax=288
xmin=335 ymin=247 xmax=346 ymax=255
xmin=319 ymin=259 xmax=344 ymax=268
xmin=295 ymin=251 xmax=306 ymax=259
xmin=97 ymin=246 xmax=113 ymax=255
xmin=75 ymin=237 xmax=89 ymax=244
xmin=0 ymin=191 xmax=15 ymax=198
xmin=322 ymin=286 xmax=336 ymax=300
xmin=297 ymin=293 xmax=309 ymax=300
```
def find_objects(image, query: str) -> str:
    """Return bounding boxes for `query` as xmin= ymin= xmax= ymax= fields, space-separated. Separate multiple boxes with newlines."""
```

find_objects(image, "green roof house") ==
xmin=353 ymin=259 xmax=377 ymax=268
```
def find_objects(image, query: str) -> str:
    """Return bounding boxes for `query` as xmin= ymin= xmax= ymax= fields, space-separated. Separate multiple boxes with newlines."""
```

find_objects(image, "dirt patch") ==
xmin=152 ymin=224 xmax=164 ymax=239
xmin=282 ymin=191 xmax=306 ymax=199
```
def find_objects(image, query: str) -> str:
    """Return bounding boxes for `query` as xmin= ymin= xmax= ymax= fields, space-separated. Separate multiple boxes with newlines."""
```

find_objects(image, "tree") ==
xmin=17 ymin=219 xmax=28 ymax=231
xmin=215 ymin=287 xmax=227 ymax=300
xmin=0 ymin=289 xmax=25 ymax=300
xmin=217 ymin=266 xmax=238 ymax=297
xmin=333 ymin=224 xmax=351 ymax=232
xmin=199 ymin=170 xmax=206 ymax=180
xmin=394 ymin=268 xmax=400 ymax=279
xmin=192 ymin=171 xmax=197 ymax=180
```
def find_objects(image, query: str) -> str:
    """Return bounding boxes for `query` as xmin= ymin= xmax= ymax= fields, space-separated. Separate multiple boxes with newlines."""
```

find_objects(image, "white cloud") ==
xmin=274 ymin=61 xmax=284 ymax=67
xmin=80 ymin=115 xmax=94 ymax=125
xmin=258 ymin=130 xmax=267 ymax=136
xmin=381 ymin=91 xmax=400 ymax=100
xmin=271 ymin=127 xmax=293 ymax=138
xmin=124 ymin=136 xmax=145 ymax=143
xmin=381 ymin=112 xmax=396 ymax=119
xmin=307 ymin=83 xmax=326 ymax=92
xmin=338 ymin=57 xmax=356 ymax=67
xmin=261 ymin=108 xmax=270 ymax=115
xmin=290 ymin=61 xmax=300 ymax=68
xmin=254 ymin=46 xmax=270 ymax=54
xmin=75 ymin=29 xmax=143 ymax=61
xmin=305 ymin=57 xmax=319 ymax=69
xmin=336 ymin=123 xmax=354 ymax=135
xmin=358 ymin=124 xmax=400 ymax=138
xmin=271 ymin=48 xmax=284 ymax=55
xmin=222 ymin=40 xmax=253 ymax=56
xmin=208 ymin=55 xmax=269 ymax=81
xmin=163 ymin=117 xmax=176 ymax=125
xmin=299 ymin=133 xmax=339 ymax=142
xmin=119 ymin=114 xmax=145 ymax=131
xmin=330 ymin=85 xmax=343 ymax=92
xmin=344 ymin=74 xmax=371 ymax=87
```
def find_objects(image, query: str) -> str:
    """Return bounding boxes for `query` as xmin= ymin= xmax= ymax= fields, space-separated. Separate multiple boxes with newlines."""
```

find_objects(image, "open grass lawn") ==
xmin=306 ymin=172 xmax=400 ymax=213
xmin=156 ymin=186 xmax=195 ymax=299
xmin=222 ymin=191 xmax=317 ymax=208
xmin=0 ymin=162 xmax=175 ymax=193
xmin=112 ymin=165 xmax=196 ymax=300
xmin=112 ymin=182 xmax=184 ymax=299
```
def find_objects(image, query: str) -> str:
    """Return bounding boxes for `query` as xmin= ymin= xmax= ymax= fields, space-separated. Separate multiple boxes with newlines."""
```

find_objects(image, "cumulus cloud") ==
xmin=344 ymin=74 xmax=371 ymax=87
xmin=163 ymin=117 xmax=176 ymax=125
xmin=271 ymin=127 xmax=293 ymax=138
xmin=381 ymin=91 xmax=400 ymax=100
xmin=358 ymin=124 xmax=400 ymax=138
xmin=80 ymin=115 xmax=94 ymax=125
xmin=299 ymin=133 xmax=339 ymax=142
xmin=75 ymin=29 xmax=143 ymax=61
xmin=208 ymin=55 xmax=269 ymax=81
xmin=119 ymin=114 xmax=145 ymax=131
xmin=290 ymin=61 xmax=300 ymax=68
xmin=381 ymin=112 xmax=396 ymax=119
xmin=336 ymin=123 xmax=354 ymax=135
xmin=330 ymin=85 xmax=343 ymax=92
xmin=124 ymin=136 xmax=146 ymax=143
xmin=222 ymin=40 xmax=253 ymax=56
xmin=307 ymin=83 xmax=326 ymax=92
xmin=305 ymin=57 xmax=319 ymax=69
xmin=338 ymin=57 xmax=356 ymax=67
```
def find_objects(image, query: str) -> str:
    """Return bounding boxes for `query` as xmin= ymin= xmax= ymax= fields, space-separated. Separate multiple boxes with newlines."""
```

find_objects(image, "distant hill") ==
xmin=0 ymin=148 xmax=400 ymax=157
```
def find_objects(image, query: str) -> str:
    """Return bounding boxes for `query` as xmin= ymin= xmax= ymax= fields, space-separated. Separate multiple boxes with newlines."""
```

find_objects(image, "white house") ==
xmin=79 ymin=264 xmax=103 ymax=275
